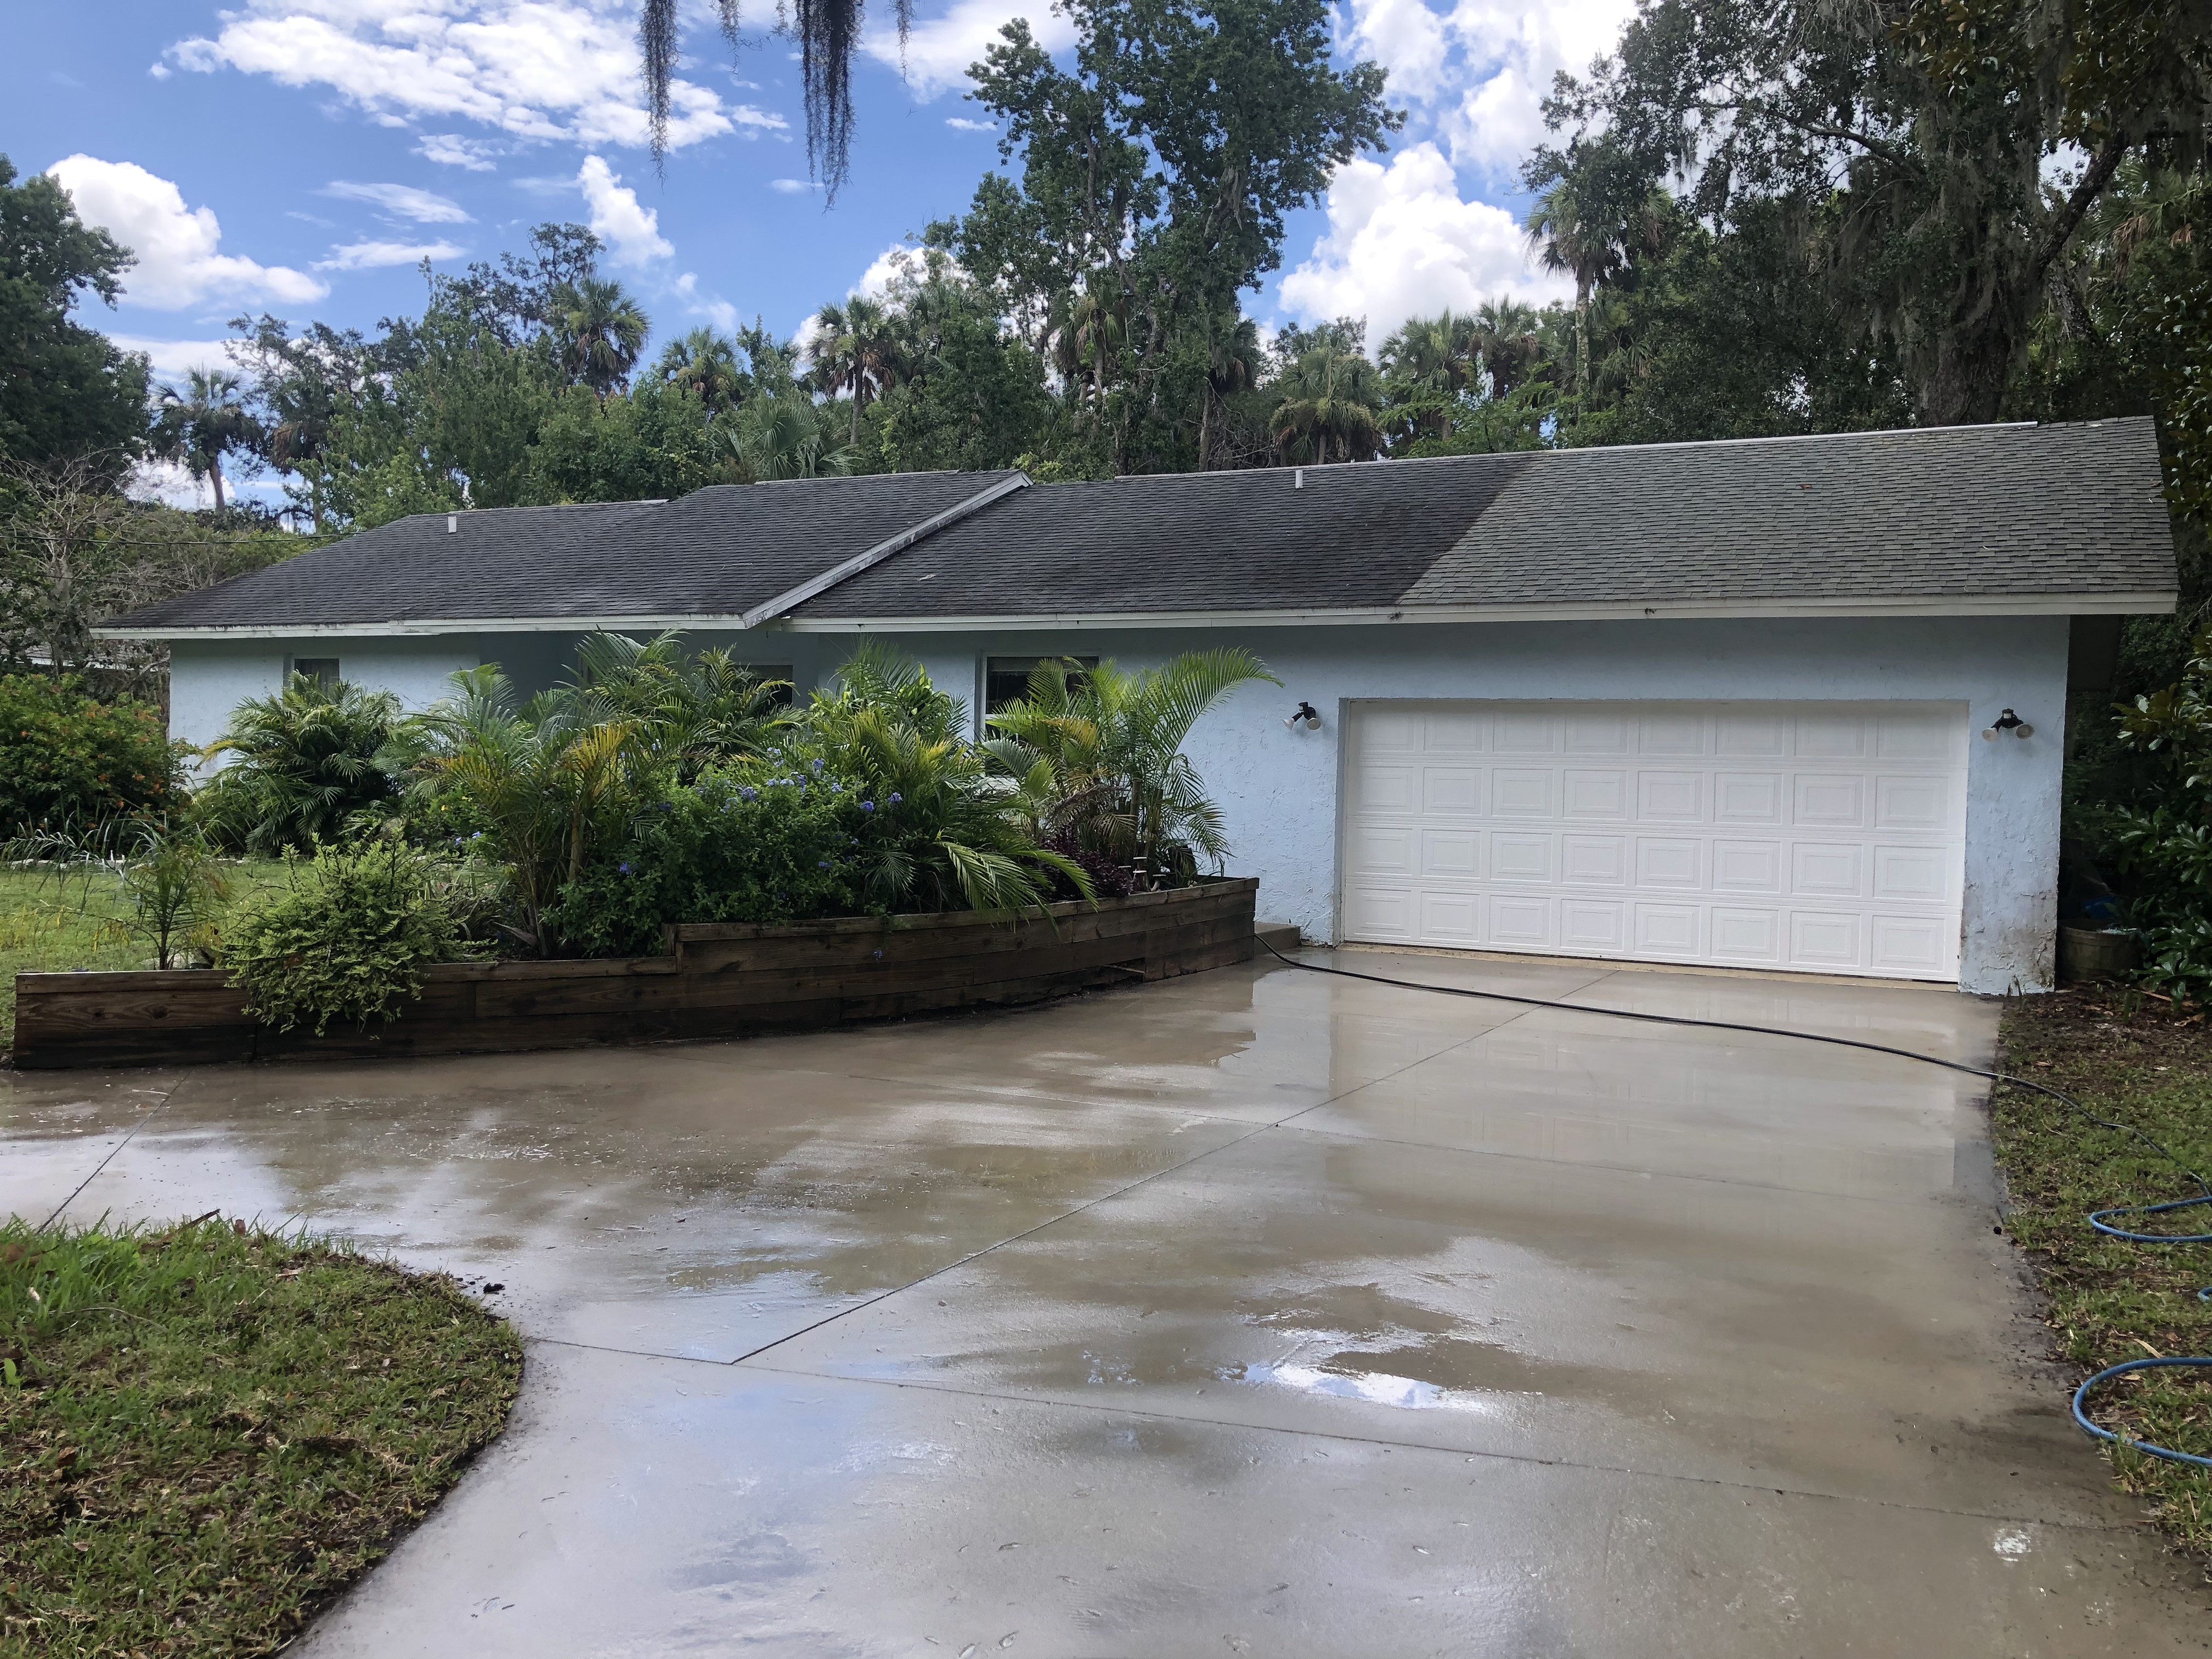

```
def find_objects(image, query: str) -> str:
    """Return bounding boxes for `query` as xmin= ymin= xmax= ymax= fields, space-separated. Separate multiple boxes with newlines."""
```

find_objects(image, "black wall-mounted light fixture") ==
xmin=1982 ymin=708 xmax=2034 ymax=741
xmin=1284 ymin=701 xmax=1321 ymax=732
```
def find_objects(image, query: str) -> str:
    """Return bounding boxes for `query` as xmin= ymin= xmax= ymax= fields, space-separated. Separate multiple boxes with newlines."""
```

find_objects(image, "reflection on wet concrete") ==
xmin=5 ymin=952 xmax=2207 ymax=1654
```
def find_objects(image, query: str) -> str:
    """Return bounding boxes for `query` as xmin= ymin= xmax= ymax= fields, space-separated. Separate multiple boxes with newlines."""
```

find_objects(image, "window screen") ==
xmin=287 ymin=657 xmax=341 ymax=691
xmin=986 ymin=656 xmax=1097 ymax=714
xmin=741 ymin=664 xmax=797 ymax=708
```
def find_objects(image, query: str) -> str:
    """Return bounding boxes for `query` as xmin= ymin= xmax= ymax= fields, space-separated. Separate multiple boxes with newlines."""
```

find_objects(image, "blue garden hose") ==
xmin=1254 ymin=936 xmax=2212 ymax=1469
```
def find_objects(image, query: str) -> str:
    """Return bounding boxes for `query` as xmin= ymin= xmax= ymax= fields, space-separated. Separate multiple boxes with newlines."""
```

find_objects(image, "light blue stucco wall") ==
xmin=165 ymin=614 xmax=2070 ymax=992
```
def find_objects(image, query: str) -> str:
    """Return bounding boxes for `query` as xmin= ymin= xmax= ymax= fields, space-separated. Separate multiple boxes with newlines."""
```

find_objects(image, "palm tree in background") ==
xmin=654 ymin=327 xmax=747 ymax=414
xmin=556 ymin=278 xmax=650 ymax=394
xmin=1199 ymin=315 xmax=1264 ymax=471
xmin=725 ymin=396 xmax=856 ymax=480
xmin=150 ymin=367 xmax=260 ymax=517
xmin=1470 ymin=300 xmax=1544 ymax=398
xmin=1272 ymin=342 xmax=1383 ymax=465
xmin=808 ymin=296 xmax=903 ymax=442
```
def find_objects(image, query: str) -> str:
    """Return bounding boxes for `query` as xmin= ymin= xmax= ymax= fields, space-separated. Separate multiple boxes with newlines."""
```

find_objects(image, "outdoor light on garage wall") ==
xmin=1284 ymin=701 xmax=1322 ymax=732
xmin=1982 ymin=708 xmax=2034 ymax=741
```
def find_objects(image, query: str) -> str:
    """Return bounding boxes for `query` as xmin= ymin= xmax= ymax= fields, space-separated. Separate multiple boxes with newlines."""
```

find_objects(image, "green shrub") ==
xmin=193 ymin=674 xmax=402 ymax=853
xmin=0 ymin=673 xmax=182 ymax=832
xmin=222 ymin=841 xmax=465 ymax=1033
xmin=549 ymin=766 xmax=869 ymax=956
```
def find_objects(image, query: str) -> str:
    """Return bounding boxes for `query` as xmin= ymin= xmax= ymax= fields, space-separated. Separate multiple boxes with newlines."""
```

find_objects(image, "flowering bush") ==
xmin=0 ymin=674 xmax=183 ymax=833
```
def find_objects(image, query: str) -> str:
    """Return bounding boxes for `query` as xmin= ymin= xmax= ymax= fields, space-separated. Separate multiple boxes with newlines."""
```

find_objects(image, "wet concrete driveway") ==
xmin=5 ymin=950 xmax=2208 ymax=1656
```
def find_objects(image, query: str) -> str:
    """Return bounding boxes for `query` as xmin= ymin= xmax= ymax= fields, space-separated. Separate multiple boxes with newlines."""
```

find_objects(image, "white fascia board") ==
xmin=101 ymin=589 xmax=2176 ymax=643
xmin=770 ymin=590 xmax=2181 ymax=632
xmin=736 ymin=471 xmax=1033 ymax=628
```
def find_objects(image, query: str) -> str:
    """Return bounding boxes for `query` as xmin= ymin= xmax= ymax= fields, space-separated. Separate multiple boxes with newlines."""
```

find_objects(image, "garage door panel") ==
xmin=1422 ymin=766 xmax=1483 ymax=816
xmin=1874 ymin=775 xmax=1948 ymax=829
xmin=1714 ymin=773 xmax=1784 ymax=823
xmin=1562 ymin=836 xmax=1629 ymax=885
xmin=1561 ymin=899 xmax=1627 ymax=950
xmin=1793 ymin=775 xmax=1867 ymax=827
xmin=1635 ymin=837 xmax=1702 ymax=887
xmin=1492 ymin=770 xmax=1555 ymax=816
xmin=1344 ymin=701 xmax=1964 ymax=981
xmin=1354 ymin=763 xmax=1418 ymax=815
xmin=1420 ymin=831 xmax=1480 ymax=879
xmin=1490 ymin=832 xmax=1553 ymax=882
xmin=1489 ymin=894 xmax=1552 ymax=945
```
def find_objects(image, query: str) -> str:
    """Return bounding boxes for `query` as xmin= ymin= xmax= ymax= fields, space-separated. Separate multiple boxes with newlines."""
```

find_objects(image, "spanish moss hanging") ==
xmin=640 ymin=0 xmax=912 ymax=200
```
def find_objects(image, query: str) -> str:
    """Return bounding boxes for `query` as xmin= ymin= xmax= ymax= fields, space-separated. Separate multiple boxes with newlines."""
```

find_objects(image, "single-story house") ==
xmin=108 ymin=417 xmax=2180 ymax=995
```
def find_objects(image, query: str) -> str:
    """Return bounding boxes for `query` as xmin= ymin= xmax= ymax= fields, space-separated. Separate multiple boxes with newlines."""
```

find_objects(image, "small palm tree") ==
xmin=986 ymin=648 xmax=1279 ymax=885
xmin=1272 ymin=343 xmax=1384 ymax=465
xmin=555 ymin=278 xmax=650 ymax=394
xmin=806 ymin=647 xmax=1091 ymax=917
xmin=566 ymin=630 xmax=793 ymax=777
xmin=1470 ymin=299 xmax=1544 ymax=398
xmin=194 ymin=674 xmax=402 ymax=852
xmin=808 ymin=296 xmax=903 ymax=442
xmin=654 ymin=327 xmax=747 ymax=413
xmin=725 ymin=394 xmax=856 ymax=479
xmin=151 ymin=367 xmax=261 ymax=517
xmin=409 ymin=667 xmax=650 ymax=953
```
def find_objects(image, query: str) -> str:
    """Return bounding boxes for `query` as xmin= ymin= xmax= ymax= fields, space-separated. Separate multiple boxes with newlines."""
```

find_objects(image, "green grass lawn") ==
xmin=1995 ymin=990 xmax=2212 ymax=1565
xmin=0 ymin=862 xmax=285 ymax=1054
xmin=0 ymin=1216 xmax=523 ymax=1657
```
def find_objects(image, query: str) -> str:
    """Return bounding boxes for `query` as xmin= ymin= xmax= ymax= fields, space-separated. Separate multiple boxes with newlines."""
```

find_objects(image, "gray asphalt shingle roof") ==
xmin=1400 ymin=418 xmax=2175 ymax=610
xmin=111 ymin=471 xmax=1020 ymax=631
xmin=107 ymin=420 xmax=2174 ymax=635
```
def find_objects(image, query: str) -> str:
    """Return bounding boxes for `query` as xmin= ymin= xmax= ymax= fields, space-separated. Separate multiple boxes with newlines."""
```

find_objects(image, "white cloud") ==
xmin=868 ymin=0 xmax=1075 ymax=99
xmin=1441 ymin=0 xmax=1638 ymax=173
xmin=576 ymin=155 xmax=672 ymax=267
xmin=128 ymin=457 xmax=213 ymax=510
xmin=1345 ymin=0 xmax=1452 ymax=103
xmin=854 ymin=243 xmax=928 ymax=298
xmin=324 ymin=180 xmax=473 ymax=223
xmin=769 ymin=177 xmax=823 ymax=194
xmin=168 ymin=1 xmax=787 ymax=154
xmin=944 ymin=116 xmax=996 ymax=132
xmin=314 ymin=238 xmax=466 ymax=270
xmin=109 ymin=335 xmax=239 ymax=382
xmin=417 ymin=132 xmax=502 ymax=171
xmin=45 ymin=155 xmax=327 ymax=311
xmin=674 ymin=270 xmax=739 ymax=334
xmin=1278 ymin=143 xmax=1567 ymax=339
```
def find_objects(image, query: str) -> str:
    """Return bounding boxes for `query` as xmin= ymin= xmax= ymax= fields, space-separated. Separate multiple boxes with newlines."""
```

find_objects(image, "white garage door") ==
xmin=1342 ymin=701 xmax=1968 ymax=980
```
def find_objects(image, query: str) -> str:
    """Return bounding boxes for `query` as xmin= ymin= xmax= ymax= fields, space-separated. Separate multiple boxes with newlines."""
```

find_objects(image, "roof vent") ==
xmin=446 ymin=514 xmax=458 ymax=534
xmin=1294 ymin=468 xmax=1304 ymax=490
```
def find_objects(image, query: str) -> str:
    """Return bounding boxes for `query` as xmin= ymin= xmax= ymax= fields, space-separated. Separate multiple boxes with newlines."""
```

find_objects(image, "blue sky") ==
xmin=9 ymin=0 xmax=1614 ymax=503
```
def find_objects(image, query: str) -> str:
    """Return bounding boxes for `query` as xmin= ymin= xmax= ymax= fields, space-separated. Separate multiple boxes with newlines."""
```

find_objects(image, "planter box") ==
xmin=9 ymin=878 xmax=1257 ymax=1071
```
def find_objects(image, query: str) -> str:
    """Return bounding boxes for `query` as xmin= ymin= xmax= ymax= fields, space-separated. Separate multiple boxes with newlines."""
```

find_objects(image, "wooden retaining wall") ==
xmin=8 ymin=878 xmax=1257 ymax=1070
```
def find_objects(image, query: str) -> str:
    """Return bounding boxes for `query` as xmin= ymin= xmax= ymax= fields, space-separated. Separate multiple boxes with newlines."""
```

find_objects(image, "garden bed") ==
xmin=9 ymin=878 xmax=1258 ymax=1070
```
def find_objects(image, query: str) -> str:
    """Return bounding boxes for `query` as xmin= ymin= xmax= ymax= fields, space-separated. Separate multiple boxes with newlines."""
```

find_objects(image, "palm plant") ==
xmin=194 ymin=674 xmax=402 ymax=853
xmin=724 ymin=394 xmax=856 ymax=479
xmin=150 ymin=368 xmax=261 ymax=517
xmin=1470 ymin=300 xmax=1545 ymax=398
xmin=555 ymin=278 xmax=650 ymax=394
xmin=565 ymin=630 xmax=793 ymax=776
xmin=1272 ymin=342 xmax=1384 ymax=465
xmin=804 ymin=648 xmax=1090 ymax=916
xmin=654 ymin=326 xmax=748 ymax=413
xmin=984 ymin=648 xmax=1279 ymax=885
xmin=808 ymin=296 xmax=903 ymax=442
xmin=409 ymin=667 xmax=649 ymax=954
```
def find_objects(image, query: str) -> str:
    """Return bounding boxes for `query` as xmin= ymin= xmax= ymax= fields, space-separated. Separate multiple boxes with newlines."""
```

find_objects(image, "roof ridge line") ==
xmin=737 ymin=471 xmax=1033 ymax=628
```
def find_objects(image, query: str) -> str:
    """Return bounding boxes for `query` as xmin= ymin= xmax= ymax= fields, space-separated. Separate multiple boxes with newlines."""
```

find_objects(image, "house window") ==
xmin=744 ymin=664 xmax=797 ymax=709
xmin=287 ymin=657 xmax=341 ymax=691
xmin=986 ymin=656 xmax=1097 ymax=714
